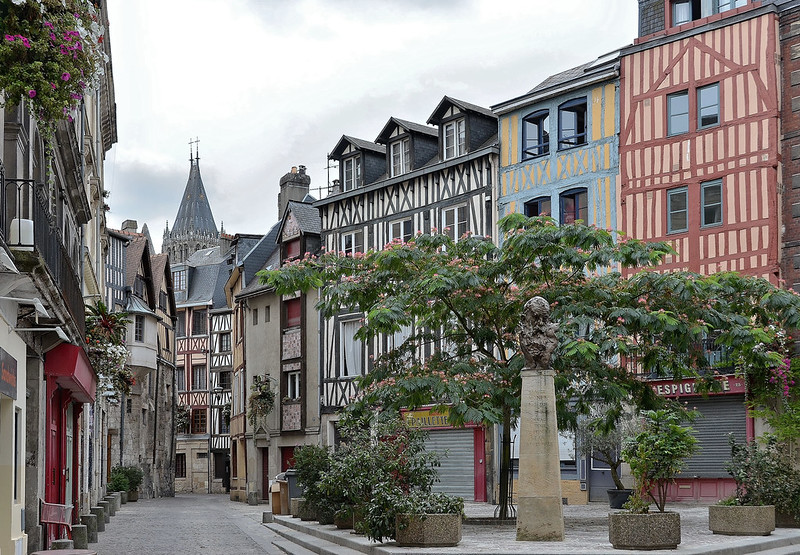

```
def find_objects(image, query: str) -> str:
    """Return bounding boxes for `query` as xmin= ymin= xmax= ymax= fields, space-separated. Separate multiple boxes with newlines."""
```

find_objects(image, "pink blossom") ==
xmin=28 ymin=89 xmax=36 ymax=98
xmin=61 ymin=72 xmax=70 ymax=81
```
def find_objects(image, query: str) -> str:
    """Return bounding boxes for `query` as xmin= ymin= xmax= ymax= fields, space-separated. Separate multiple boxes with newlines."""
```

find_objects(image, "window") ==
xmin=667 ymin=187 xmax=689 ymax=233
xmin=164 ymin=328 xmax=171 ymax=351
xmin=219 ymin=370 xmax=232 ymax=390
xmin=285 ymin=298 xmax=301 ymax=328
xmin=252 ymin=308 xmax=259 ymax=326
xmin=133 ymin=315 xmax=144 ymax=342
xmin=219 ymin=412 xmax=230 ymax=434
xmin=672 ymin=0 xmax=747 ymax=25
xmin=391 ymin=138 xmax=410 ymax=177
xmin=698 ymin=83 xmax=719 ymax=129
xmin=391 ymin=324 xmax=412 ymax=350
xmin=560 ymin=189 xmax=588 ymax=224
xmin=173 ymin=270 xmax=186 ymax=291
xmin=159 ymin=291 xmax=168 ymax=310
xmin=219 ymin=332 xmax=231 ymax=353
xmin=287 ymin=371 xmax=301 ymax=400
xmin=175 ymin=453 xmax=186 ymax=478
xmin=285 ymin=238 xmax=301 ymax=260
xmin=443 ymin=205 xmax=468 ymax=242
xmin=176 ymin=315 xmax=185 ymax=337
xmin=667 ymin=91 xmax=689 ymax=135
xmin=524 ymin=196 xmax=552 ymax=217
xmin=523 ymin=110 xmax=550 ymax=158
xmin=176 ymin=368 xmax=186 ymax=391
xmin=702 ymin=180 xmax=723 ymax=227
xmin=444 ymin=119 xmax=466 ymax=159
xmin=390 ymin=218 xmax=413 ymax=242
xmin=558 ymin=98 xmax=587 ymax=149
xmin=134 ymin=275 xmax=145 ymax=298
xmin=191 ymin=409 xmax=207 ymax=434
xmin=265 ymin=305 xmax=270 ymax=323
xmin=192 ymin=365 xmax=207 ymax=391
xmin=343 ymin=156 xmax=361 ymax=191
xmin=192 ymin=308 xmax=207 ymax=335
xmin=341 ymin=230 xmax=363 ymax=255
xmin=340 ymin=318 xmax=364 ymax=377
xmin=231 ymin=440 xmax=238 ymax=478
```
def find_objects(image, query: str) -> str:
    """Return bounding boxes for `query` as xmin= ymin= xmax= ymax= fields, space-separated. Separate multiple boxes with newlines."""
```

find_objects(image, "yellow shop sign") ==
xmin=404 ymin=408 xmax=451 ymax=429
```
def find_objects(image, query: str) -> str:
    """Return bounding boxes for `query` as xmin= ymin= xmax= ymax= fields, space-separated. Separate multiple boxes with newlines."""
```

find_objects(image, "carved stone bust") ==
xmin=518 ymin=296 xmax=558 ymax=370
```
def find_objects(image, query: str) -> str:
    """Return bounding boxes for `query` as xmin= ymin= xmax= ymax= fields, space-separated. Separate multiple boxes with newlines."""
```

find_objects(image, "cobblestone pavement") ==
xmin=94 ymin=493 xmax=281 ymax=555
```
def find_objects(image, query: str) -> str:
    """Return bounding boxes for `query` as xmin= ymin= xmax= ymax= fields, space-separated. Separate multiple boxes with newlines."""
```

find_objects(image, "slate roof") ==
xmin=239 ymin=222 xmax=281 ymax=291
xmin=375 ymin=117 xmax=437 ymax=144
xmin=286 ymin=201 xmax=321 ymax=235
xmin=527 ymin=61 xmax=596 ymax=96
xmin=427 ymin=96 xmax=496 ymax=125
xmin=330 ymin=135 xmax=386 ymax=159
xmin=171 ymin=159 xmax=218 ymax=236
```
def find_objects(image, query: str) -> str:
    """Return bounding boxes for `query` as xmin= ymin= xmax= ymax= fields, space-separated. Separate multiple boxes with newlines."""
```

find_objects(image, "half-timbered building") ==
xmin=492 ymin=52 xmax=621 ymax=504
xmin=620 ymin=0 xmax=783 ymax=502
xmin=317 ymin=97 xmax=498 ymax=502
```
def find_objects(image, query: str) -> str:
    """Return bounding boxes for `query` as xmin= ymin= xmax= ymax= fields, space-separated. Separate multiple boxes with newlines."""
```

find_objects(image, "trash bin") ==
xmin=284 ymin=469 xmax=304 ymax=501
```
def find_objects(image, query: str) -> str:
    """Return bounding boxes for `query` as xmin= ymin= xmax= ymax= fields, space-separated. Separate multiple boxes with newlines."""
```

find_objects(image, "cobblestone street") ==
xmin=94 ymin=494 xmax=281 ymax=555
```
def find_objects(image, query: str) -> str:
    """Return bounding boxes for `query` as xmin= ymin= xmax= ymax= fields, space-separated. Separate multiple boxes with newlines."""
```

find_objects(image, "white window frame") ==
xmin=340 ymin=318 xmax=364 ymax=378
xmin=444 ymin=119 xmax=465 ymax=160
xmin=343 ymin=156 xmax=361 ymax=191
xmin=442 ymin=205 xmax=468 ymax=242
xmin=390 ymin=138 xmax=410 ymax=177
xmin=287 ymin=371 xmax=301 ymax=400
xmin=341 ymin=230 xmax=364 ymax=255
xmin=390 ymin=218 xmax=413 ymax=243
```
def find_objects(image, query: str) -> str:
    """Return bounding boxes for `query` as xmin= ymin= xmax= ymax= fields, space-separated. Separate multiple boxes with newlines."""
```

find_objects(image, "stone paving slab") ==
xmin=269 ymin=503 xmax=800 ymax=555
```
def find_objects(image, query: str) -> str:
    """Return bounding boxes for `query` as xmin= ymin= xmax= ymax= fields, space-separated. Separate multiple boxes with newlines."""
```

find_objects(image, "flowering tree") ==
xmin=0 ymin=0 xmax=108 ymax=132
xmin=85 ymin=301 xmax=131 ymax=397
xmin=259 ymin=213 xmax=800 ymax=516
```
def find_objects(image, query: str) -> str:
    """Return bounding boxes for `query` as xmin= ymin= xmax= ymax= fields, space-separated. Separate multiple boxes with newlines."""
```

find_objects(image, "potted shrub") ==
xmin=577 ymin=406 xmax=639 ymax=508
xmin=107 ymin=467 xmax=129 ymax=496
xmin=293 ymin=445 xmax=336 ymax=524
xmin=121 ymin=465 xmax=144 ymax=502
xmin=394 ymin=490 xmax=464 ymax=548
xmin=608 ymin=408 xmax=698 ymax=551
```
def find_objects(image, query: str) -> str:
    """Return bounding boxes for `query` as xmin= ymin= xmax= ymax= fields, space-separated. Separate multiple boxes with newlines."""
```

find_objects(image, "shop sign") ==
xmin=650 ymin=375 xmax=745 ymax=398
xmin=404 ymin=408 xmax=452 ymax=429
xmin=0 ymin=346 xmax=18 ymax=399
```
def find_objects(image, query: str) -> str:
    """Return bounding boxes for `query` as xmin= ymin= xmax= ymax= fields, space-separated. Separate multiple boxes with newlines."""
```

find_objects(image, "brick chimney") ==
xmin=278 ymin=165 xmax=311 ymax=218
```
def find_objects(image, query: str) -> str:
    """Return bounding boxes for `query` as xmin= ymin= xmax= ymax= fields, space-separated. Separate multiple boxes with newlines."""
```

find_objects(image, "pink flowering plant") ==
xmin=259 ymin=213 xmax=800 ymax=517
xmin=0 ymin=0 xmax=107 ymax=133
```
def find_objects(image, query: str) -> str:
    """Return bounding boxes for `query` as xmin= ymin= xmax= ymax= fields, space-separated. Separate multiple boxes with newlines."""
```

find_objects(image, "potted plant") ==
xmin=120 ymin=465 xmax=143 ymax=502
xmin=394 ymin=490 xmax=464 ymax=548
xmin=608 ymin=408 xmax=698 ymax=551
xmin=107 ymin=467 xmax=129 ymax=496
xmin=577 ymin=406 xmax=639 ymax=508
xmin=293 ymin=444 xmax=335 ymax=524
xmin=248 ymin=375 xmax=276 ymax=427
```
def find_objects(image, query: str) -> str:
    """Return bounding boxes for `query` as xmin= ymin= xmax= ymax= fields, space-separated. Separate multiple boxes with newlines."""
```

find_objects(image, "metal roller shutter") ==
xmin=682 ymin=396 xmax=746 ymax=478
xmin=424 ymin=429 xmax=475 ymax=500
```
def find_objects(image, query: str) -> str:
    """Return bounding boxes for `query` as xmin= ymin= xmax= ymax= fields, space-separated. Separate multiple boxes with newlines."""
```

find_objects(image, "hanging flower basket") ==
xmin=248 ymin=375 xmax=275 ymax=427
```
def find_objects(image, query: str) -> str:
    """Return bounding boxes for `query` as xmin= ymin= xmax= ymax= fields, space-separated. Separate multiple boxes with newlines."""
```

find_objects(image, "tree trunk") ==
xmin=498 ymin=408 xmax=512 ymax=519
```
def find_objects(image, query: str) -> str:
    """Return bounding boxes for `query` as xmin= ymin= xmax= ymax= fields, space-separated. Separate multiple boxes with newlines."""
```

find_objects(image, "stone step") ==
xmin=266 ymin=520 xmax=366 ymax=555
xmin=751 ymin=545 xmax=800 ymax=555
xmin=271 ymin=537 xmax=317 ymax=555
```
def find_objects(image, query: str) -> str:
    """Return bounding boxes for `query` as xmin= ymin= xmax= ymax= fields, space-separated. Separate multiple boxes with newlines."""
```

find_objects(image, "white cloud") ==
xmin=104 ymin=0 xmax=638 ymax=250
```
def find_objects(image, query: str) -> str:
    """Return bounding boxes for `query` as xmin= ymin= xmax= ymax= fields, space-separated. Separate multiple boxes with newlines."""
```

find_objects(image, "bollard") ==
xmin=120 ymin=490 xmax=128 ymax=504
xmin=103 ymin=496 xmax=116 ymax=516
xmin=50 ymin=538 xmax=74 ymax=549
xmin=98 ymin=500 xmax=111 ymax=523
xmin=81 ymin=513 xmax=98 ymax=543
xmin=113 ymin=491 xmax=122 ymax=510
xmin=91 ymin=505 xmax=106 ymax=531
xmin=262 ymin=511 xmax=273 ymax=523
xmin=71 ymin=524 xmax=88 ymax=549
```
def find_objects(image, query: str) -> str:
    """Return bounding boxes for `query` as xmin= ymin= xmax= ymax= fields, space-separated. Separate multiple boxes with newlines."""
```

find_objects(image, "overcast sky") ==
xmin=104 ymin=0 xmax=639 ymax=252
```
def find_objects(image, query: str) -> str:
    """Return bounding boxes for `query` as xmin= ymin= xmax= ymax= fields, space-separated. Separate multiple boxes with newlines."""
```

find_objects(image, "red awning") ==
xmin=44 ymin=343 xmax=96 ymax=403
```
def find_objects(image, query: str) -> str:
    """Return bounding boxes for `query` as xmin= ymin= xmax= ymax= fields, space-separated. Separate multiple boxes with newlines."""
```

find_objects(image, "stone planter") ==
xmin=334 ymin=509 xmax=354 ymax=529
xmin=298 ymin=499 xmax=317 ymax=521
xmin=608 ymin=511 xmax=681 ymax=550
xmin=128 ymin=489 xmax=139 ymax=502
xmin=607 ymin=489 xmax=633 ymax=509
xmin=709 ymin=505 xmax=774 ymax=536
xmin=395 ymin=513 xmax=462 ymax=547
xmin=777 ymin=510 xmax=800 ymax=528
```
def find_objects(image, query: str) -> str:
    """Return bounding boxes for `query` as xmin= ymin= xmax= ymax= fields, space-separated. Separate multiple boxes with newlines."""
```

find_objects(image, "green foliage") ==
xmin=724 ymin=435 xmax=800 ymax=518
xmin=86 ymin=301 xmax=132 ymax=396
xmin=621 ymin=408 xmax=699 ymax=513
xmin=293 ymin=445 xmax=335 ymax=521
xmin=174 ymin=404 xmax=190 ymax=433
xmin=576 ymin=406 xmax=641 ymax=490
xmin=112 ymin=465 xmax=143 ymax=491
xmin=247 ymin=375 xmax=275 ymax=428
xmin=106 ymin=467 xmax=129 ymax=493
xmin=0 ymin=0 xmax=108 ymax=133
xmin=317 ymin=414 xmax=459 ymax=543
xmin=259 ymin=213 xmax=800 ymax=514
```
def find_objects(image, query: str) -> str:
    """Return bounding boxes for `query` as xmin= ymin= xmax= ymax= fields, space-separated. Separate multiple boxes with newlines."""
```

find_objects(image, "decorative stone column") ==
xmin=515 ymin=297 xmax=565 ymax=542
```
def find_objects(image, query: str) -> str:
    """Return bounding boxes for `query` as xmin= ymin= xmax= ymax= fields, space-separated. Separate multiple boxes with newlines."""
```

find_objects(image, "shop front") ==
xmin=403 ymin=408 xmax=486 ymax=502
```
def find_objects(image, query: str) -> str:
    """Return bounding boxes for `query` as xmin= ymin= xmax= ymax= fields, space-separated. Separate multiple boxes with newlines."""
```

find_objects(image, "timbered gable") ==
xmin=619 ymin=10 xmax=780 ymax=280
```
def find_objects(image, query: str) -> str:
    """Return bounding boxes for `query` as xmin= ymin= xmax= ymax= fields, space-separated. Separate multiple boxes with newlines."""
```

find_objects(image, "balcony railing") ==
xmin=2 ymin=171 xmax=85 ymax=337
xmin=625 ymin=337 xmax=735 ymax=379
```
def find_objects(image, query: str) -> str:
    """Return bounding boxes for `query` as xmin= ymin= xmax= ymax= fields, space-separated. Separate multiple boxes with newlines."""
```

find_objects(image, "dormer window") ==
xmin=391 ymin=138 xmax=410 ymax=177
xmin=671 ymin=0 xmax=747 ymax=26
xmin=444 ymin=119 xmax=465 ymax=159
xmin=343 ymin=156 xmax=361 ymax=191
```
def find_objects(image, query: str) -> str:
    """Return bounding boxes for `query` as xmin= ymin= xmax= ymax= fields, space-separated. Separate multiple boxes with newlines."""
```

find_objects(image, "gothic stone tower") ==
xmin=163 ymin=148 xmax=220 ymax=263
